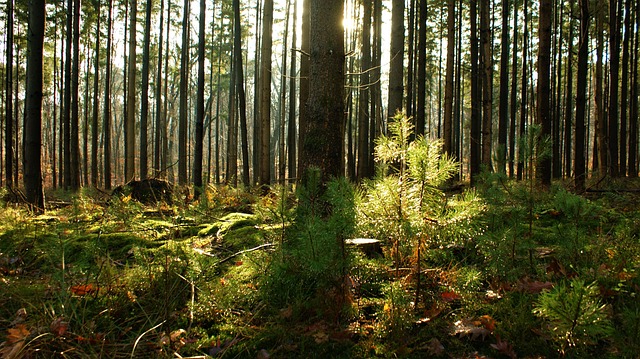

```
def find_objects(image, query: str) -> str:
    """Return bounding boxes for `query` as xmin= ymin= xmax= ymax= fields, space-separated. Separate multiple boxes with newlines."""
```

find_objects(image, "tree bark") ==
xmin=233 ymin=0 xmax=251 ymax=187
xmin=5 ymin=0 xmax=14 ymax=189
xmin=103 ymin=0 xmax=113 ymax=189
xmin=178 ymin=0 xmax=190 ymax=185
xmin=259 ymin=0 xmax=274 ymax=187
xmin=509 ymin=0 xmax=518 ymax=178
xmin=287 ymin=0 xmax=298 ymax=182
xmin=443 ymin=0 xmax=455 ymax=157
xmin=91 ymin=0 xmax=100 ymax=187
xmin=498 ymin=0 xmax=509 ymax=173
xmin=140 ymin=0 xmax=152 ymax=180
xmin=537 ymin=0 xmax=553 ymax=187
xmin=619 ymin=0 xmax=631 ymax=176
xmin=357 ymin=0 xmax=371 ymax=180
xmin=300 ymin=0 xmax=344 ymax=182
xmin=564 ymin=0 xmax=575 ymax=178
xmin=296 ymin=0 xmax=310 ymax=180
xmin=194 ymin=0 xmax=206 ymax=198
xmin=415 ymin=0 xmax=427 ymax=136
xmin=480 ymin=0 xmax=492 ymax=170
xmin=387 ymin=0 xmax=404 ymax=118
xmin=470 ymin=0 xmax=481 ymax=184
xmin=24 ymin=0 xmax=45 ymax=210
xmin=574 ymin=0 xmax=589 ymax=191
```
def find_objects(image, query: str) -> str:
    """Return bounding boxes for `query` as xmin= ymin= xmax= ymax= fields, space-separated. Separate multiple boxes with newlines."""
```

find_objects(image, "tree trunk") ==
xmin=564 ymin=0 xmax=575 ymax=178
xmin=357 ymin=0 xmax=371 ymax=180
xmin=517 ymin=0 xmax=529 ymax=180
xmin=537 ymin=0 xmax=553 ymax=187
xmin=300 ymin=0 xmax=344 ymax=182
xmin=259 ymin=0 xmax=274 ymax=187
xmin=140 ymin=0 xmax=152 ymax=180
xmin=5 ymin=0 xmax=14 ymax=189
xmin=415 ymin=0 xmax=427 ymax=136
xmin=103 ymin=0 xmax=113 ymax=189
xmin=387 ymin=0 xmax=404 ymax=118
xmin=497 ymin=0 xmax=509 ymax=173
xmin=296 ymin=0 xmax=310 ymax=179
xmin=24 ymin=0 xmax=45 ymax=210
xmin=194 ymin=0 xmax=206 ymax=198
xmin=443 ymin=0 xmax=455 ymax=157
xmin=608 ymin=0 xmax=623 ymax=176
xmin=629 ymin=0 xmax=639 ymax=176
xmin=470 ymin=0 xmax=481 ymax=184
xmin=406 ymin=0 xmax=416 ymax=117
xmin=70 ymin=0 xmax=81 ymax=189
xmin=596 ymin=7 xmax=607 ymax=175
xmin=154 ymin=0 xmax=165 ymax=178
xmin=619 ymin=0 xmax=631 ymax=176
xmin=91 ymin=1 xmax=100 ymax=187
xmin=480 ymin=0 xmax=492 ymax=170
xmin=574 ymin=0 xmax=589 ymax=191
xmin=509 ymin=0 xmax=518 ymax=178
xmin=233 ymin=0 xmax=251 ymax=187
xmin=287 ymin=0 xmax=298 ymax=182
xmin=178 ymin=0 xmax=190 ymax=185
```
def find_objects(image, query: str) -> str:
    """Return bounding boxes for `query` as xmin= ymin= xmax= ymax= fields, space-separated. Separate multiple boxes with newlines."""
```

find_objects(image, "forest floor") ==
xmin=0 ymin=177 xmax=639 ymax=358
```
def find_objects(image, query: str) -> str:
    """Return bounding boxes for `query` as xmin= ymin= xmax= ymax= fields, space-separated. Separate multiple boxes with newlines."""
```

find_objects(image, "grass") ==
xmin=0 ymin=179 xmax=639 ymax=358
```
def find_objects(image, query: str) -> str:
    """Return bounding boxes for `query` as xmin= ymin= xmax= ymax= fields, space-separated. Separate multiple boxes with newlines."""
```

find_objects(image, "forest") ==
xmin=1 ymin=0 xmax=640 ymax=357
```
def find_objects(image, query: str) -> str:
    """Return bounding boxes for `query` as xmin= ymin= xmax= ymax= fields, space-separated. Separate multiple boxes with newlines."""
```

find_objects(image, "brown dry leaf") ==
xmin=6 ymin=325 xmax=30 ymax=345
xmin=490 ymin=335 xmax=517 ymax=359
xmin=70 ymin=284 xmax=97 ymax=296
xmin=50 ymin=317 xmax=68 ymax=337
xmin=479 ymin=315 xmax=496 ymax=332
xmin=441 ymin=291 xmax=462 ymax=302
xmin=452 ymin=319 xmax=491 ymax=341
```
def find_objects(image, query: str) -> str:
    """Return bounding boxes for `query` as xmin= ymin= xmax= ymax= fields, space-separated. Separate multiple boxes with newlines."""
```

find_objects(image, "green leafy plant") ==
xmin=533 ymin=279 xmax=613 ymax=356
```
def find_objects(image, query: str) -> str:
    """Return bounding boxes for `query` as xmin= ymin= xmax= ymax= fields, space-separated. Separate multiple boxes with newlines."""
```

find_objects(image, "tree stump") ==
xmin=346 ymin=238 xmax=382 ymax=258
xmin=112 ymin=179 xmax=173 ymax=204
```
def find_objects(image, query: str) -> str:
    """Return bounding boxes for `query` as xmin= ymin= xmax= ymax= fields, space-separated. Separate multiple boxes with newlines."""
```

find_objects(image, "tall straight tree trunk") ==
xmin=125 ymin=0 xmax=137 ymax=183
xmin=470 ymin=0 xmax=481 ymax=184
xmin=91 ymin=1 xmax=100 ymax=187
xmin=387 ymin=0 xmax=404 ymax=118
xmin=498 ymin=0 xmax=509 ymax=173
xmin=70 ymin=0 xmax=81 ymax=189
xmin=103 ymin=0 xmax=113 ymax=189
xmin=178 ymin=0 xmax=190 ymax=185
xmin=480 ymin=0 xmax=492 ymax=170
xmin=564 ymin=0 xmax=575 ymax=178
xmin=371 ymin=0 xmax=382 ymax=171
xmin=608 ymin=0 xmax=622 ymax=176
xmin=596 ymin=8 xmax=607 ymax=175
xmin=406 ymin=0 xmax=416 ymax=117
xmin=509 ymin=0 xmax=518 ymax=178
xmin=357 ymin=0 xmax=371 ymax=180
xmin=552 ymin=0 xmax=564 ymax=179
xmin=259 ymin=0 xmax=274 ymax=187
xmin=287 ymin=0 xmax=298 ymax=182
xmin=154 ymin=0 xmax=165 ymax=177
xmin=140 ymin=0 xmax=152 ymax=180
xmin=5 ymin=0 xmax=14 ymax=189
xmin=162 ymin=0 xmax=171 ymax=177
xmin=629 ymin=0 xmax=639 ymax=177
xmin=252 ymin=0 xmax=262 ymax=185
xmin=194 ymin=0 xmax=206 ymax=198
xmin=574 ymin=0 xmax=589 ymax=191
xmin=517 ymin=0 xmax=529 ymax=180
xmin=296 ymin=0 xmax=309 ymax=179
xmin=24 ymin=0 xmax=45 ymax=210
xmin=226 ymin=37 xmax=238 ymax=186
xmin=537 ymin=0 xmax=553 ymax=187
xmin=443 ymin=0 xmax=455 ymax=156
xmin=63 ymin=0 xmax=72 ymax=189
xmin=416 ymin=0 xmax=427 ymax=136
xmin=300 ymin=0 xmax=344 ymax=182
xmin=278 ymin=0 xmax=291 ymax=183
xmin=619 ymin=0 xmax=631 ymax=176
xmin=233 ymin=0 xmax=250 ymax=187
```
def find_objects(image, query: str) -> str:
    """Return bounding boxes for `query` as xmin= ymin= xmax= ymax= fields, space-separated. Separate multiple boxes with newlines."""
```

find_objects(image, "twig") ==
xmin=193 ymin=243 xmax=275 ymax=264
xmin=130 ymin=320 xmax=166 ymax=358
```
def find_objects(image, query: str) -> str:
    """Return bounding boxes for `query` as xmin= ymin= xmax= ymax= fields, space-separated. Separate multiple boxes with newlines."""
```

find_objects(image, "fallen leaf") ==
xmin=50 ymin=317 xmax=68 ymax=337
xmin=490 ymin=335 xmax=517 ymax=359
xmin=441 ymin=291 xmax=462 ymax=302
xmin=6 ymin=324 xmax=30 ymax=344
xmin=70 ymin=284 xmax=97 ymax=296
xmin=479 ymin=315 xmax=496 ymax=332
xmin=452 ymin=319 xmax=491 ymax=341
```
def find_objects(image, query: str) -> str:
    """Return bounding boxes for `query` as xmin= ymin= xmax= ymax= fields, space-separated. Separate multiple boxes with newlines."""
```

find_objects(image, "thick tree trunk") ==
xmin=387 ymin=0 xmax=404 ymax=118
xmin=300 ymin=0 xmax=344 ymax=182
xmin=509 ymin=0 xmax=518 ymax=178
xmin=155 ymin=0 xmax=165 ymax=178
xmin=259 ymin=0 xmax=274 ymax=187
xmin=619 ymin=0 xmax=632 ymax=176
xmin=629 ymin=0 xmax=639 ymax=176
xmin=5 ymin=0 xmax=14 ymax=189
xmin=596 ymin=9 xmax=607 ymax=175
xmin=416 ymin=0 xmax=427 ymax=135
xmin=24 ymin=0 xmax=45 ymax=210
xmin=287 ymin=0 xmax=298 ymax=182
xmin=233 ymin=0 xmax=250 ymax=187
xmin=480 ymin=0 xmax=492 ymax=170
xmin=517 ymin=0 xmax=529 ymax=181
xmin=563 ymin=0 xmax=575 ymax=178
xmin=296 ymin=0 xmax=310 ymax=179
xmin=70 ymin=0 xmax=81 ymax=189
xmin=608 ymin=0 xmax=623 ymax=176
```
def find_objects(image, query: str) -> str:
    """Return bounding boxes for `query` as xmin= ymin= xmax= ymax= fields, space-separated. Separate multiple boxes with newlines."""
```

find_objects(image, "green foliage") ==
xmin=533 ymin=279 xmax=613 ymax=356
